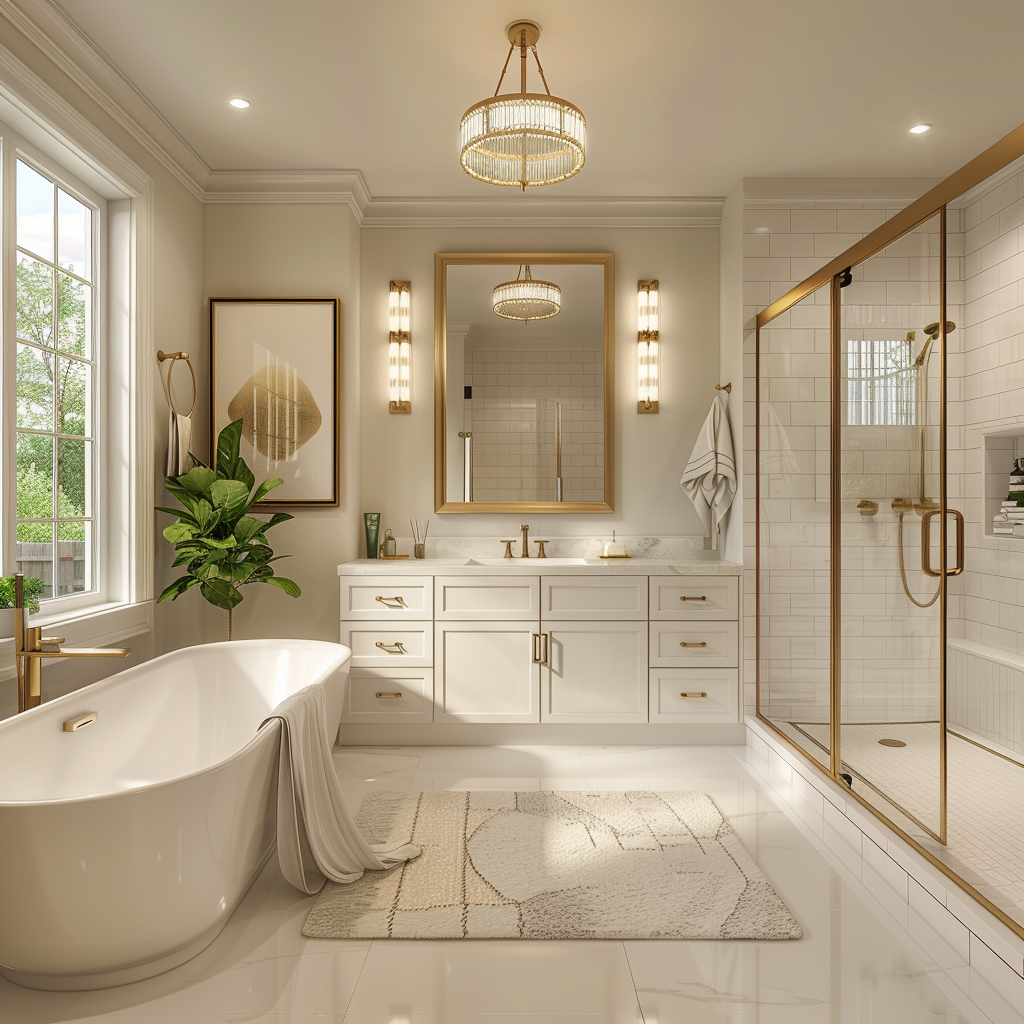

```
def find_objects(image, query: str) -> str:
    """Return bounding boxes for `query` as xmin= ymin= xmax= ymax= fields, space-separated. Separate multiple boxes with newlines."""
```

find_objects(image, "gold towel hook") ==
xmin=157 ymin=350 xmax=197 ymax=418
xmin=716 ymin=382 xmax=732 ymax=394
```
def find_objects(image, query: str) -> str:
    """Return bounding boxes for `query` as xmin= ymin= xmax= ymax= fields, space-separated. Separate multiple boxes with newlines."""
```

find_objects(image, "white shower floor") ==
xmin=792 ymin=721 xmax=1024 ymax=921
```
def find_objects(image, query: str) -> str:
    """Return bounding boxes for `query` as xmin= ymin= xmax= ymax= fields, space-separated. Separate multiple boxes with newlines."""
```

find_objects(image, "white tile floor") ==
xmin=0 ymin=744 xmax=1013 ymax=1023
xmin=793 ymin=722 xmax=1024 ymax=920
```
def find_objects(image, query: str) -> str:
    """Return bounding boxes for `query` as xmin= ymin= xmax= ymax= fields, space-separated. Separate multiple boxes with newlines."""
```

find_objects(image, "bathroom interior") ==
xmin=2 ymin=2 xmax=1024 ymax=1021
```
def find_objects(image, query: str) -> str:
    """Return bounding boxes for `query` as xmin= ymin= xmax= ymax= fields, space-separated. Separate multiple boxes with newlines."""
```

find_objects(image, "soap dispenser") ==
xmin=601 ymin=530 xmax=629 ymax=559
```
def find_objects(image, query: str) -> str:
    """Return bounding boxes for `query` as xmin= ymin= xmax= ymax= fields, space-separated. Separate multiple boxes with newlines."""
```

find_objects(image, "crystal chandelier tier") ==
xmin=492 ymin=265 xmax=562 ymax=321
xmin=460 ymin=20 xmax=585 ymax=191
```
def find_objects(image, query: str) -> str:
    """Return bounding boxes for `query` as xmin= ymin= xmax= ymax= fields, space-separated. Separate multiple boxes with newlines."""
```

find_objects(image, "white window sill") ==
xmin=0 ymin=600 xmax=152 ymax=680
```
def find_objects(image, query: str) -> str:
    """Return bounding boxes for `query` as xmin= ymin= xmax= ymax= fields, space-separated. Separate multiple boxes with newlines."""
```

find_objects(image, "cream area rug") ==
xmin=302 ymin=790 xmax=801 ymax=940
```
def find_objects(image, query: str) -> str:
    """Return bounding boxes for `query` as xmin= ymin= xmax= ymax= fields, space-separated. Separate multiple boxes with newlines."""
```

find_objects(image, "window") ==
xmin=846 ymin=337 xmax=916 ymax=426
xmin=15 ymin=159 xmax=97 ymax=599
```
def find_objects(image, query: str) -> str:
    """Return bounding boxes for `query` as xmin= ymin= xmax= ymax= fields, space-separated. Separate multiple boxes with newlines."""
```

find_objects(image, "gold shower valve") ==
xmin=856 ymin=500 xmax=878 ymax=517
xmin=891 ymin=497 xmax=914 ymax=513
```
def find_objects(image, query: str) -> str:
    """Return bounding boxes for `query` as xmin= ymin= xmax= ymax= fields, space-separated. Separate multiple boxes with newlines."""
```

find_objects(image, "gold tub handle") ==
xmin=375 ymin=641 xmax=407 ymax=654
xmin=63 ymin=711 xmax=98 ymax=732
xmin=679 ymin=641 xmax=708 ymax=648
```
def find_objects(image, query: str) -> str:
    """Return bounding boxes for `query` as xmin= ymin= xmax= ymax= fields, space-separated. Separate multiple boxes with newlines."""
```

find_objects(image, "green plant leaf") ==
xmin=163 ymin=522 xmax=195 ymax=543
xmin=157 ymin=575 xmax=199 ymax=602
xmin=232 ymin=517 xmax=264 ymax=544
xmin=199 ymin=578 xmax=243 ymax=610
xmin=209 ymin=479 xmax=251 ymax=519
xmin=262 ymin=512 xmax=294 ymax=531
xmin=235 ymin=457 xmax=256 ymax=493
xmin=201 ymin=534 xmax=237 ymax=549
xmin=177 ymin=466 xmax=217 ymax=498
xmin=263 ymin=575 xmax=301 ymax=598
xmin=216 ymin=419 xmax=244 ymax=480
xmin=251 ymin=477 xmax=284 ymax=504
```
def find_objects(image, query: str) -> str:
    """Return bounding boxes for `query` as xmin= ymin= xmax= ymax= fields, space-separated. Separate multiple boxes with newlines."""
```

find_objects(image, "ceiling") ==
xmin=48 ymin=0 xmax=1024 ymax=199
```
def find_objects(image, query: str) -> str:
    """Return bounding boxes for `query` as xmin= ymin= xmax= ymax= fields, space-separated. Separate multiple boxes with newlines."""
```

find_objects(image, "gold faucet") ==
xmin=520 ymin=524 xmax=530 ymax=558
xmin=14 ymin=573 xmax=130 ymax=713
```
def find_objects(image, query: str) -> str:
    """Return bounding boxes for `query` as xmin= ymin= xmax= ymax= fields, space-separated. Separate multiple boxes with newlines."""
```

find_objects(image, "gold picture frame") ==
xmin=209 ymin=297 xmax=341 ymax=507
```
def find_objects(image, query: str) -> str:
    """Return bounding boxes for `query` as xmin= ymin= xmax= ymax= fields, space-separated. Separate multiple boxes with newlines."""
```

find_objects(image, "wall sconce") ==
xmin=637 ymin=279 xmax=659 ymax=413
xmin=388 ymin=280 xmax=411 ymax=413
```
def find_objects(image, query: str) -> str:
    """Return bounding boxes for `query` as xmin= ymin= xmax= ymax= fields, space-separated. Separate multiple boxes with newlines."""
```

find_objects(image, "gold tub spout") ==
xmin=14 ymin=573 xmax=130 ymax=713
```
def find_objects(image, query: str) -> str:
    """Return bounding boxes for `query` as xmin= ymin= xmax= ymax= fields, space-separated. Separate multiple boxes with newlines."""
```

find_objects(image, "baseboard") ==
xmin=338 ymin=722 xmax=747 ymax=746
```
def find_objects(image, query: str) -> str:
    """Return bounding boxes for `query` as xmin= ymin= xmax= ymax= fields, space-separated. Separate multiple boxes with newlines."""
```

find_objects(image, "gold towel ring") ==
xmin=157 ymin=350 xmax=197 ymax=418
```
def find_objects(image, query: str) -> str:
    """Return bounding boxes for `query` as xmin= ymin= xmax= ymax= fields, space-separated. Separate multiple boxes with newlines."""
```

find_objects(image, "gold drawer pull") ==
xmin=375 ymin=691 xmax=403 ymax=699
xmin=63 ymin=711 xmax=98 ymax=732
xmin=679 ymin=595 xmax=707 ymax=602
xmin=375 ymin=641 xmax=407 ymax=654
xmin=679 ymin=641 xmax=708 ymax=648
xmin=679 ymin=691 xmax=708 ymax=699
xmin=375 ymin=595 xmax=408 ymax=607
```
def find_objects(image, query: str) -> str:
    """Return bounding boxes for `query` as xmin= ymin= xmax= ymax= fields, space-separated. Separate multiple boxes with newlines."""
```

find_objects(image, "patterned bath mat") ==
xmin=302 ymin=791 xmax=801 ymax=940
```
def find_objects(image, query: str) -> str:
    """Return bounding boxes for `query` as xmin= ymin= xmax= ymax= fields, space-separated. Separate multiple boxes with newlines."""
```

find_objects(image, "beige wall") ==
xmin=359 ymin=225 xmax=720 ymax=547
xmin=201 ymin=203 xmax=362 ymax=643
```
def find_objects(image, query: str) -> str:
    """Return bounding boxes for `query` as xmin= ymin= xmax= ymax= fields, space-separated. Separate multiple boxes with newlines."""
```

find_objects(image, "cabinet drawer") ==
xmin=341 ymin=621 xmax=433 ymax=668
xmin=342 ymin=669 xmax=434 ymax=724
xmin=649 ymin=668 xmax=738 ymax=723
xmin=649 ymin=576 xmax=738 ymax=620
xmin=541 ymin=576 xmax=647 ymax=620
xmin=649 ymin=621 xmax=738 ymax=667
xmin=340 ymin=576 xmax=432 ymax=620
xmin=435 ymin=576 xmax=539 ymax=620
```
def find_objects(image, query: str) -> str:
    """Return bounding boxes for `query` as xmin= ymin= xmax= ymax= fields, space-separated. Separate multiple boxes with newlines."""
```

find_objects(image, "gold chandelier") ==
xmin=460 ymin=20 xmax=586 ymax=191
xmin=492 ymin=265 xmax=562 ymax=321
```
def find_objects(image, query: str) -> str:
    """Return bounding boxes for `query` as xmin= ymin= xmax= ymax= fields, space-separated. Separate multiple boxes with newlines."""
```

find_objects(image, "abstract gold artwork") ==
xmin=227 ymin=364 xmax=322 ymax=461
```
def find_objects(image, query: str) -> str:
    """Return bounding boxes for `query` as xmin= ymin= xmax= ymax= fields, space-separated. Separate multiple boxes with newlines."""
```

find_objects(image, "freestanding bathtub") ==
xmin=0 ymin=638 xmax=351 ymax=991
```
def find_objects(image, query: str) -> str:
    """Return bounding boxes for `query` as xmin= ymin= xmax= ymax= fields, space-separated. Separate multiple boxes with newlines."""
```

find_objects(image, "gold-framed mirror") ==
xmin=434 ymin=252 xmax=614 ymax=513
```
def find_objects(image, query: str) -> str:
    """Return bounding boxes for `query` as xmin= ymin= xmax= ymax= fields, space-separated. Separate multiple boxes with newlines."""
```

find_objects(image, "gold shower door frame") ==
xmin=754 ymin=120 xmax=1024 ymax=941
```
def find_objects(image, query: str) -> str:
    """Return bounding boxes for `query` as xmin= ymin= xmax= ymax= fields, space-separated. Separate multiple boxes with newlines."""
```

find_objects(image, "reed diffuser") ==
xmin=410 ymin=518 xmax=430 ymax=559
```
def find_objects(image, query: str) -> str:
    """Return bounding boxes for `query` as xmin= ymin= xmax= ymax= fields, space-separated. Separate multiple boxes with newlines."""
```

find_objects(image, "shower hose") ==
xmin=897 ymin=511 xmax=940 ymax=608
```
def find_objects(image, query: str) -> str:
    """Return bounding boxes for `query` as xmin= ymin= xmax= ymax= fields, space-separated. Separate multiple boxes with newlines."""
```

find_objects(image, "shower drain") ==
xmin=878 ymin=738 xmax=907 ymax=747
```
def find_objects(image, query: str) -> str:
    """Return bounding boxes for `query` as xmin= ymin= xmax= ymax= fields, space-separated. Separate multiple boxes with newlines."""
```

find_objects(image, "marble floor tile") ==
xmin=412 ymin=745 xmax=587 ymax=778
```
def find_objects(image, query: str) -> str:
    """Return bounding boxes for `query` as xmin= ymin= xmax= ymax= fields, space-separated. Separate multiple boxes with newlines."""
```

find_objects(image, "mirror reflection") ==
xmin=442 ymin=260 xmax=609 ymax=508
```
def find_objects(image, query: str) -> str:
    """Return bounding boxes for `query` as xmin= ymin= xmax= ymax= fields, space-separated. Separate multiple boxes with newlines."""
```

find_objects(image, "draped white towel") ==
xmin=166 ymin=411 xmax=192 ymax=477
xmin=680 ymin=393 xmax=736 ymax=551
xmin=262 ymin=683 xmax=420 ymax=895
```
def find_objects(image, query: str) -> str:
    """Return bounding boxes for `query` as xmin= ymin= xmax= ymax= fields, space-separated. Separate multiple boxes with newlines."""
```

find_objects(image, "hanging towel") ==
xmin=680 ymin=392 xmax=736 ymax=551
xmin=166 ymin=411 xmax=193 ymax=477
xmin=759 ymin=401 xmax=799 ymax=497
xmin=262 ymin=682 xmax=420 ymax=894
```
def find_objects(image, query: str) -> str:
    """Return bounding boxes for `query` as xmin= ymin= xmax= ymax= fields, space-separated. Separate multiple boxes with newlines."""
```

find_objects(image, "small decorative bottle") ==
xmin=363 ymin=512 xmax=381 ymax=559
xmin=380 ymin=528 xmax=397 ymax=558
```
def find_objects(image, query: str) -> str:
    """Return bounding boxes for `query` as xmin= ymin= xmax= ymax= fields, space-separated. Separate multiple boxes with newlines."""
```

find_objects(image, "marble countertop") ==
xmin=337 ymin=558 xmax=742 ymax=576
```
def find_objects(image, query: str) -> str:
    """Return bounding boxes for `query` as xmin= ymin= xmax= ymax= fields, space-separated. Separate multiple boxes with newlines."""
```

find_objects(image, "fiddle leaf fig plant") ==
xmin=157 ymin=418 xmax=301 ymax=638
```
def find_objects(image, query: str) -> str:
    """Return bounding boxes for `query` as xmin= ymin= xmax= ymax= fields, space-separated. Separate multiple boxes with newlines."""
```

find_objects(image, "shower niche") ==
xmin=983 ymin=429 xmax=1024 ymax=539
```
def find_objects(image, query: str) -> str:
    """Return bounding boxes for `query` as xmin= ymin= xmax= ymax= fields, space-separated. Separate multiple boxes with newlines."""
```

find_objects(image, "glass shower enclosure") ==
xmin=756 ymin=123 xmax=1024 ymax=938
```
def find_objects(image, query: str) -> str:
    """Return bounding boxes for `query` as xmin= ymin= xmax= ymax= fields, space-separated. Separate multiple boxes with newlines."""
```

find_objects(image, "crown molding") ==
xmin=203 ymin=169 xmax=372 ymax=221
xmin=947 ymin=153 xmax=1024 ymax=209
xmin=358 ymin=194 xmax=723 ymax=228
xmin=1 ymin=0 xmax=209 ymax=199
xmin=741 ymin=176 xmax=942 ymax=208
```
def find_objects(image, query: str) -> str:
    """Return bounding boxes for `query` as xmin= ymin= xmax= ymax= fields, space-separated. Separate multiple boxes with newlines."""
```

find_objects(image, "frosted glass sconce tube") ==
xmin=637 ymin=279 xmax=659 ymax=413
xmin=389 ymin=280 xmax=411 ymax=413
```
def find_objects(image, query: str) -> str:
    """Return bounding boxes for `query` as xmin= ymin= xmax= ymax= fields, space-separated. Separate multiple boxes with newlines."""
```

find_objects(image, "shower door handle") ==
xmin=921 ymin=509 xmax=965 ymax=577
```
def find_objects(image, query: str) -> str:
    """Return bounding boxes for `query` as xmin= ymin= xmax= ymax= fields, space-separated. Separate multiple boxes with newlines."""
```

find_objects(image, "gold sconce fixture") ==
xmin=637 ymin=280 xmax=660 ymax=413
xmin=460 ymin=20 xmax=586 ymax=191
xmin=389 ymin=281 xmax=411 ymax=413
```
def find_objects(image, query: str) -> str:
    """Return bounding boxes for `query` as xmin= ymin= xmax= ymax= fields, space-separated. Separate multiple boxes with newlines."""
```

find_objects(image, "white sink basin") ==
xmin=465 ymin=557 xmax=589 ymax=566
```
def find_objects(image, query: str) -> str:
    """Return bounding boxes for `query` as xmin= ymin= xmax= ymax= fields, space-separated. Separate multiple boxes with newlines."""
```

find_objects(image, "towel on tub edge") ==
xmin=262 ymin=683 xmax=420 ymax=894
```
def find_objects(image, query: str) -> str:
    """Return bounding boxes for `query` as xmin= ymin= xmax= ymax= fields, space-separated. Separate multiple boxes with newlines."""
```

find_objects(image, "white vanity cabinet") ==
xmin=339 ymin=563 xmax=741 ymax=729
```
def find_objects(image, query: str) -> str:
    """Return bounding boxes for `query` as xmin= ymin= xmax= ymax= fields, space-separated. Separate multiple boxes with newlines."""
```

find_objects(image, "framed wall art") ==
xmin=210 ymin=297 xmax=340 ymax=506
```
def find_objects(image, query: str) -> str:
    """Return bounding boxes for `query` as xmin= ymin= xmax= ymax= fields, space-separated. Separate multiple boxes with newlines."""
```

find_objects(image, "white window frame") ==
xmin=0 ymin=52 xmax=153 ymax=649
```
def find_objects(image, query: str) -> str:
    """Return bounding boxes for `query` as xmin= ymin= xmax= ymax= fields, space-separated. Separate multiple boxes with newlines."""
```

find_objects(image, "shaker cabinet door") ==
xmin=435 ymin=621 xmax=540 ymax=723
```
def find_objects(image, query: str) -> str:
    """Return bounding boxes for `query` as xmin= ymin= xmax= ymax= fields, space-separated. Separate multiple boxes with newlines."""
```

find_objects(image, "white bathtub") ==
xmin=0 ymin=639 xmax=351 ymax=991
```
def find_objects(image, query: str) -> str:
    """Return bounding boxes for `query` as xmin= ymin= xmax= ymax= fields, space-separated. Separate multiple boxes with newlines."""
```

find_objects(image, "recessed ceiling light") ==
xmin=909 ymin=123 xmax=932 ymax=134
xmin=229 ymin=98 xmax=250 ymax=109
